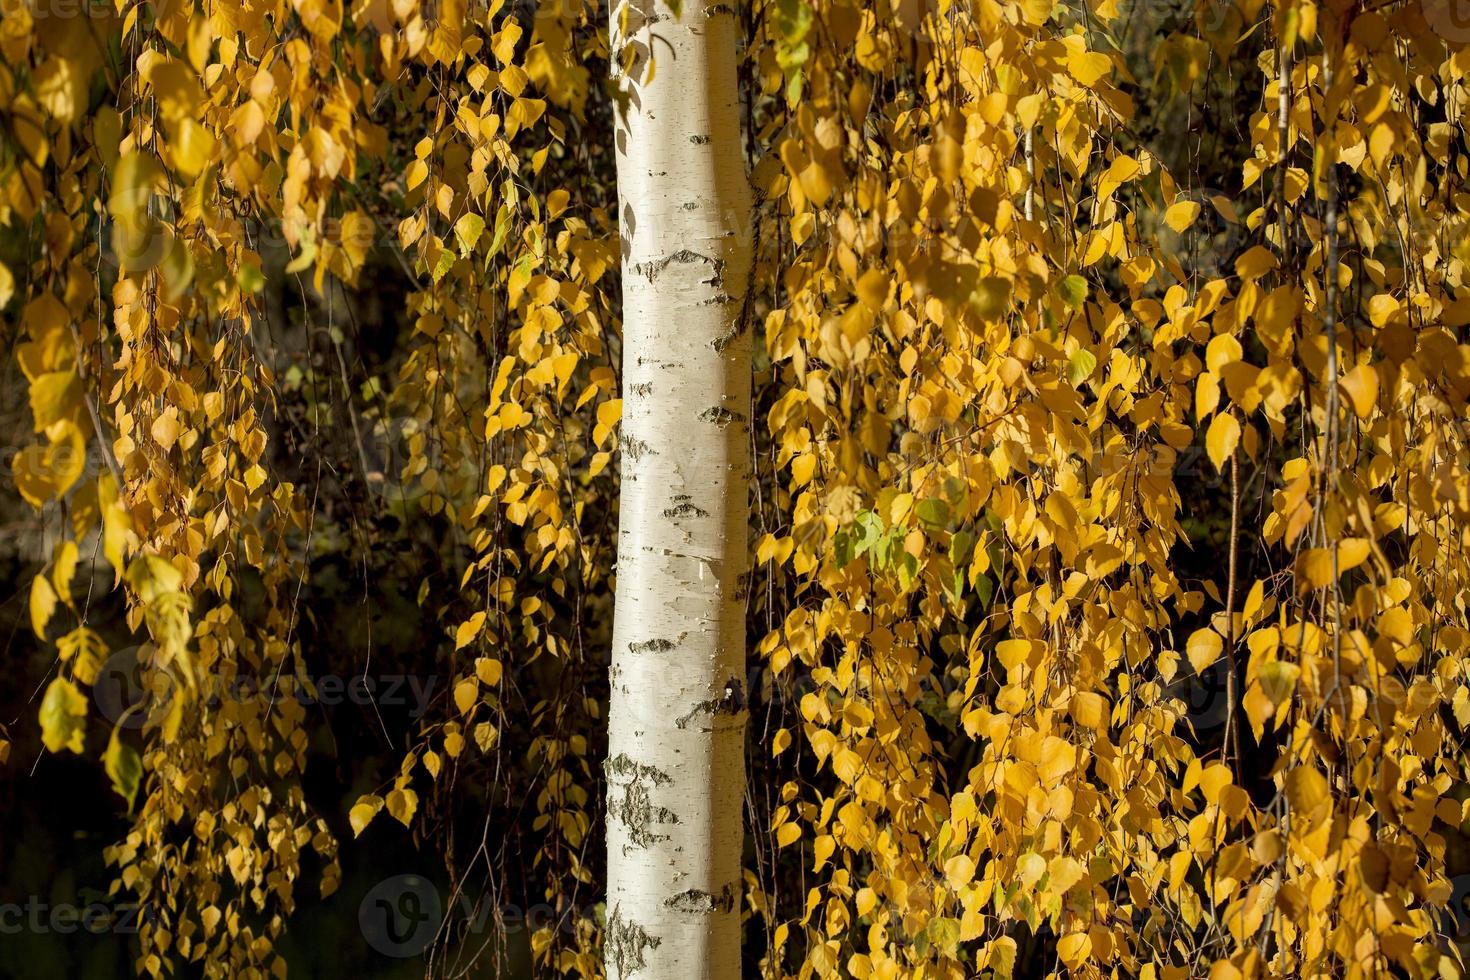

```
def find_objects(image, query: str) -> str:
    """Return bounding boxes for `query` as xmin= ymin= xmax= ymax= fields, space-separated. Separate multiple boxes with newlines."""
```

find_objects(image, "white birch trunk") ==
xmin=604 ymin=1 xmax=751 ymax=979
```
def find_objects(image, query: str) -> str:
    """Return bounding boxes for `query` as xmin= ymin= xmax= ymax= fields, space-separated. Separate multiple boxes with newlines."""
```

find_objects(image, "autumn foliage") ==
xmin=3 ymin=0 xmax=1470 ymax=976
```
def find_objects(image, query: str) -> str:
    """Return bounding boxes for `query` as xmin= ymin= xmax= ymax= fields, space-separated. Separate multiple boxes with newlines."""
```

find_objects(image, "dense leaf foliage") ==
xmin=2 ymin=0 xmax=1469 ymax=976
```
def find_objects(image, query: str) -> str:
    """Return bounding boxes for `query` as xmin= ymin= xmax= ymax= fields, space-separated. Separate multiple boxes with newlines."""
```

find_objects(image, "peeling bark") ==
xmin=605 ymin=0 xmax=751 ymax=977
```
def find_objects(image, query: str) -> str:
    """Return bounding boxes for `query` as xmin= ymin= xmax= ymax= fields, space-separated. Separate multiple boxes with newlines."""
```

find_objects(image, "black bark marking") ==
xmin=606 ymin=753 xmax=671 ymax=783
xmin=605 ymin=754 xmax=677 ymax=850
xmin=607 ymin=904 xmax=661 ymax=978
xmin=689 ymin=134 xmax=712 ymax=144
xmin=663 ymin=883 xmax=737 ymax=914
xmin=675 ymin=677 xmax=746 ymax=730
xmin=698 ymin=406 xmax=743 ymax=427
xmin=621 ymin=435 xmax=653 ymax=459
xmin=711 ymin=316 xmax=745 ymax=351
xmin=663 ymin=501 xmax=709 ymax=519
xmin=629 ymin=637 xmax=676 ymax=654
xmin=634 ymin=248 xmax=720 ymax=283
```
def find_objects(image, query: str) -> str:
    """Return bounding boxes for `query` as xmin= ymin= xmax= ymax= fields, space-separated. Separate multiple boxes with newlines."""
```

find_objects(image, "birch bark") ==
xmin=604 ymin=1 xmax=752 ymax=979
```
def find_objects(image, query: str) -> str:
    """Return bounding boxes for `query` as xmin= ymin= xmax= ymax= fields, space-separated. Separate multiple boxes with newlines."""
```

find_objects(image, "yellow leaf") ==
xmin=1186 ymin=628 xmax=1223 ymax=675
xmin=996 ymin=639 xmax=1032 ymax=671
xmin=29 ymin=371 xmax=82 ymax=431
xmin=168 ymin=117 xmax=215 ymax=178
xmin=454 ymin=678 xmax=480 ymax=715
xmin=1196 ymin=371 xmax=1221 ymax=418
xmin=386 ymin=787 xmax=418 ymax=827
xmin=1340 ymin=364 xmax=1378 ymax=419
xmin=1205 ymin=334 xmax=1242 ymax=374
xmin=1164 ymin=200 xmax=1200 ymax=233
xmin=1200 ymin=763 xmax=1232 ymax=804
xmin=1037 ymin=735 xmax=1076 ymax=787
xmin=1067 ymin=50 xmax=1112 ymax=87
xmin=30 ymin=573 xmax=58 ymax=640
xmin=1057 ymin=932 xmax=1092 ymax=969
xmin=1020 ymin=0 xmax=1052 ymax=24
xmin=474 ymin=657 xmax=502 ymax=685
xmin=1337 ymin=537 xmax=1370 ymax=574
xmin=39 ymin=677 xmax=87 ymax=754
xmin=348 ymin=798 xmax=380 ymax=836
xmin=1286 ymin=767 xmax=1328 ymax=817
xmin=455 ymin=611 xmax=486 ymax=650
xmin=855 ymin=269 xmax=889 ymax=312
xmin=52 ymin=539 xmax=78 ymax=607
xmin=1234 ymin=245 xmax=1279 ymax=281
xmin=944 ymin=854 xmax=975 ymax=889
xmin=406 ymin=159 xmax=429 ymax=191
xmin=104 ymin=729 xmax=141 ymax=810
xmin=1299 ymin=548 xmax=1336 ymax=589
xmin=1257 ymin=660 xmax=1300 ymax=705
xmin=1206 ymin=413 xmax=1239 ymax=471
xmin=125 ymin=555 xmax=182 ymax=603
xmin=151 ymin=413 xmax=180 ymax=452
xmin=1070 ymin=691 xmax=1108 ymax=730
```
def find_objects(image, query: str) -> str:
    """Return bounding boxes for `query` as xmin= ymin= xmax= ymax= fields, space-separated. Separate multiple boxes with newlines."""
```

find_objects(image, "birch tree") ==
xmin=603 ymin=2 xmax=752 ymax=979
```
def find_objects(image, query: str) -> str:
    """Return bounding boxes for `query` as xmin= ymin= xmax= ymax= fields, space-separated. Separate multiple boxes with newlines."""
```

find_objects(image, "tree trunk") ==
xmin=604 ymin=2 xmax=751 ymax=979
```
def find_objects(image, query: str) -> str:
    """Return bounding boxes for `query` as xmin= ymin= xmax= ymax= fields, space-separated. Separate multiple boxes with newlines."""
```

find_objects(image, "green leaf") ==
xmin=488 ymin=204 xmax=512 ymax=259
xmin=949 ymin=529 xmax=975 ymax=566
xmin=854 ymin=511 xmax=883 ymax=555
xmin=284 ymin=235 xmax=317 ymax=274
xmin=970 ymin=276 xmax=1011 ymax=318
xmin=454 ymin=212 xmax=485 ymax=256
xmin=125 ymin=555 xmax=183 ymax=603
xmin=832 ymin=528 xmax=854 ymax=568
xmin=104 ymin=729 xmax=142 ymax=811
xmin=1067 ymin=347 xmax=1098 ymax=387
xmin=431 ymin=246 xmax=456 ymax=283
xmin=40 ymin=677 xmax=87 ymax=754
xmin=1057 ymin=274 xmax=1088 ymax=309
xmin=916 ymin=497 xmax=951 ymax=529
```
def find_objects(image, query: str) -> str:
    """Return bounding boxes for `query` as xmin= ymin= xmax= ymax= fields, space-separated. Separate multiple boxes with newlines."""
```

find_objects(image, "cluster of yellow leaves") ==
xmin=746 ymin=0 xmax=1470 ymax=978
xmin=9 ymin=0 xmax=623 ymax=959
